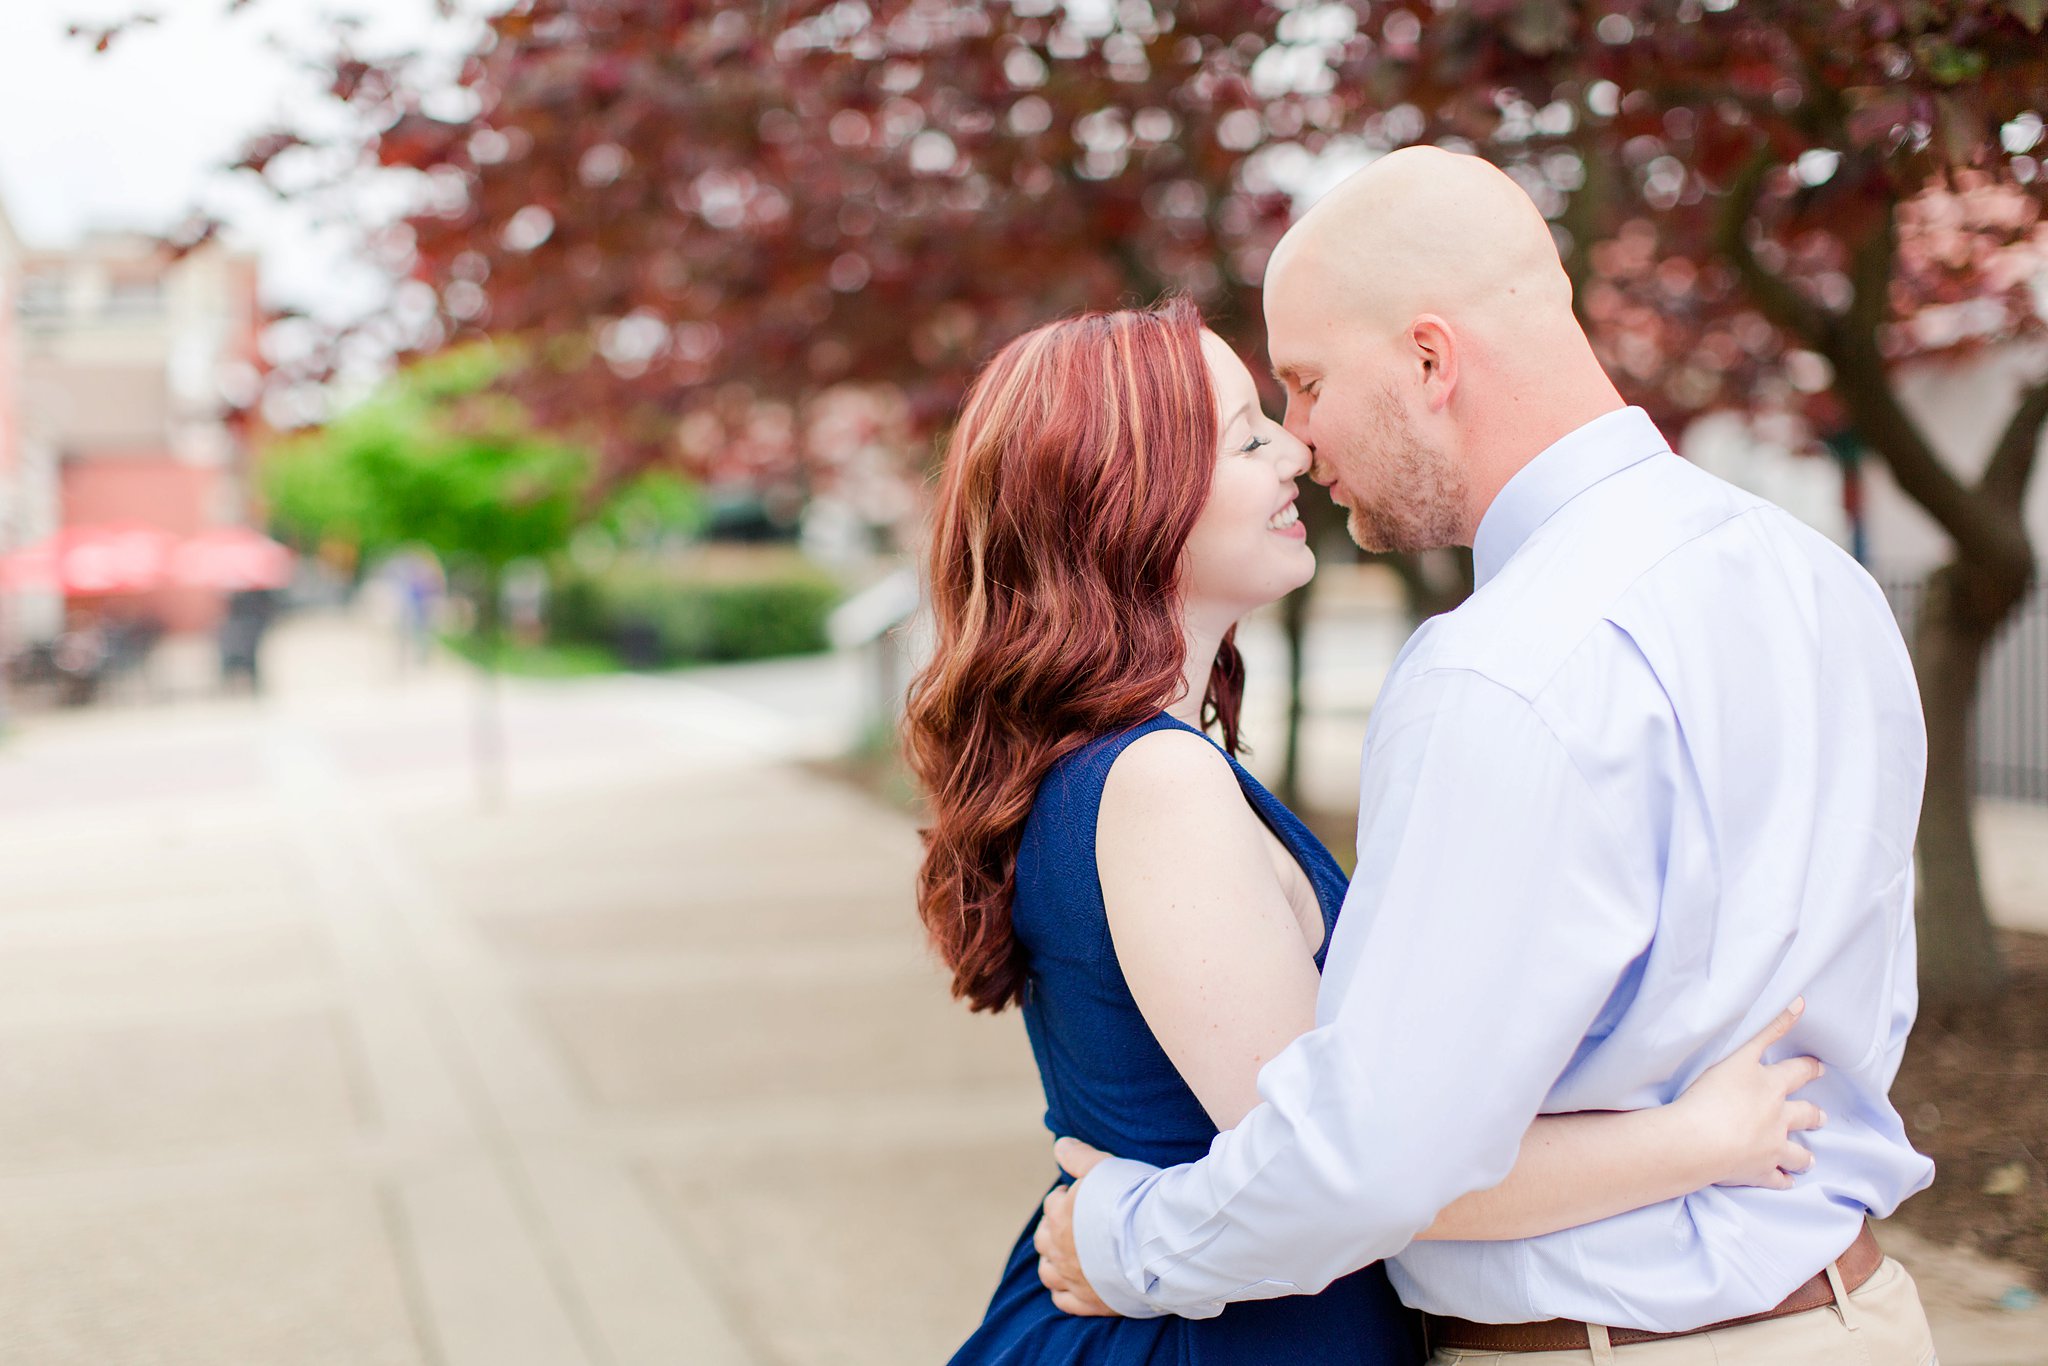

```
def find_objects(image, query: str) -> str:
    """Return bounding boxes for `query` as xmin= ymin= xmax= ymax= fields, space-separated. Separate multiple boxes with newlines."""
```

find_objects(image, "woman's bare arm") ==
xmin=1097 ymin=731 xmax=1324 ymax=1127
xmin=1416 ymin=1004 xmax=1821 ymax=1241
xmin=1097 ymin=732 xmax=1823 ymax=1245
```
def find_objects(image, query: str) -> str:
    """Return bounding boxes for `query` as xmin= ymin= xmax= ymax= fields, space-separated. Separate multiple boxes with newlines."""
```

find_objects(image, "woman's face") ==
xmin=1181 ymin=330 xmax=1316 ymax=624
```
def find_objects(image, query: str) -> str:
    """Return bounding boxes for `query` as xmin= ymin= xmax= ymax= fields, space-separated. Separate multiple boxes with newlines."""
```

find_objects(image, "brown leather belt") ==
xmin=1422 ymin=1221 xmax=1884 ymax=1354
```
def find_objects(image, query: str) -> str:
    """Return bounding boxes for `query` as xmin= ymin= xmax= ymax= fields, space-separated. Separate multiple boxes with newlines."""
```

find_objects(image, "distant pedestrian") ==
xmin=218 ymin=588 xmax=277 ymax=694
xmin=385 ymin=550 xmax=444 ymax=673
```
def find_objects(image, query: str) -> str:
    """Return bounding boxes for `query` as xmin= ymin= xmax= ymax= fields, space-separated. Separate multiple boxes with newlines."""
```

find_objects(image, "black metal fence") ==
xmin=1882 ymin=577 xmax=2048 ymax=804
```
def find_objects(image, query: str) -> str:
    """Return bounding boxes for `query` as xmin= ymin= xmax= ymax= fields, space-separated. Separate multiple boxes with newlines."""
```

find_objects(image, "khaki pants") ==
xmin=1429 ymin=1257 xmax=1938 ymax=1365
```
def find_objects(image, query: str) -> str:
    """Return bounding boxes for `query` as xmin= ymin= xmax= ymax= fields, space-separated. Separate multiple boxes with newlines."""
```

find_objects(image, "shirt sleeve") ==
xmin=1073 ymin=667 xmax=1661 ymax=1319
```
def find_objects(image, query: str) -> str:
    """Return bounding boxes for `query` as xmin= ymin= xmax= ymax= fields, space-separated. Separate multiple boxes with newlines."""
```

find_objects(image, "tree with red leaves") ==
xmin=337 ymin=0 xmax=1351 ymax=803
xmin=127 ymin=0 xmax=2044 ymax=1008
xmin=359 ymin=1 xmax=1311 ymax=465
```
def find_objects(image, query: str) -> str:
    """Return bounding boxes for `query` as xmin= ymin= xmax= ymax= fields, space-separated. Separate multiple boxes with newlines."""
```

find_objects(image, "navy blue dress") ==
xmin=949 ymin=712 xmax=1423 ymax=1364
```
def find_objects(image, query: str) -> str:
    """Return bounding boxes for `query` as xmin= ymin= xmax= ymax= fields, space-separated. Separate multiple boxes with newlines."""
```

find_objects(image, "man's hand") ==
xmin=1034 ymin=1137 xmax=1120 ymax=1317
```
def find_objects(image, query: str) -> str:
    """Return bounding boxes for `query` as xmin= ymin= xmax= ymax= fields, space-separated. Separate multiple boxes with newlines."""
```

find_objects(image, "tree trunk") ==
xmin=472 ymin=566 xmax=506 ymax=810
xmin=1911 ymin=560 xmax=2022 ymax=1017
xmin=1702 ymin=148 xmax=2048 ymax=1012
xmin=1278 ymin=577 xmax=1311 ymax=810
xmin=1382 ymin=547 xmax=1473 ymax=625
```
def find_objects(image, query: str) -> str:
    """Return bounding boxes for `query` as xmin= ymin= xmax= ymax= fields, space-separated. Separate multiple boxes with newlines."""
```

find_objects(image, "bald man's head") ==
xmin=1263 ymin=148 xmax=1621 ymax=554
xmin=1266 ymin=146 xmax=1570 ymax=344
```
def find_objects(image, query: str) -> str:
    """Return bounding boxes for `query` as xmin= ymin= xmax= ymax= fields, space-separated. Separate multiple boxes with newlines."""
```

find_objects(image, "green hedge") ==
xmin=550 ymin=559 xmax=841 ymax=666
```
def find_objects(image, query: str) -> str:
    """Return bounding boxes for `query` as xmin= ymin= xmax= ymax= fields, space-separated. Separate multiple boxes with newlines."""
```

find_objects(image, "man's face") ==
xmin=1266 ymin=263 xmax=1467 ymax=554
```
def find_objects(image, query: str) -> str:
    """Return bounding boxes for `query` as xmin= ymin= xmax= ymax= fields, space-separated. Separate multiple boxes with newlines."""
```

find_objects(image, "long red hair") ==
xmin=903 ymin=297 xmax=1245 ymax=1013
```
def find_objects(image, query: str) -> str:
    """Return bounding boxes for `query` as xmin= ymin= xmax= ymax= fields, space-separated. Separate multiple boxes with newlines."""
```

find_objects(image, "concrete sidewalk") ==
xmin=0 ymin=611 xmax=2039 ymax=1364
xmin=0 ymin=613 xmax=1045 ymax=1364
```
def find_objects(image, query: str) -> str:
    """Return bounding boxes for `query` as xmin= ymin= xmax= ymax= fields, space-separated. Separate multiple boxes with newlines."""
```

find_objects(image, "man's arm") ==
xmin=1037 ymin=1003 xmax=1823 ymax=1315
xmin=1067 ymin=669 xmax=1661 ymax=1318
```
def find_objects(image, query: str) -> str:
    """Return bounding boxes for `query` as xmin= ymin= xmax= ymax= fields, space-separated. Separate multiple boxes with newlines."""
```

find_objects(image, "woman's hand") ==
xmin=1671 ymin=998 xmax=1826 ymax=1190
xmin=1420 ymin=998 xmax=1829 ymax=1242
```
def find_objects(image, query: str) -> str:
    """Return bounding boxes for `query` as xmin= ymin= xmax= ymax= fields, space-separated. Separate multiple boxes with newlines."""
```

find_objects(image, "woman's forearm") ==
xmin=1414 ymin=1106 xmax=1718 ymax=1242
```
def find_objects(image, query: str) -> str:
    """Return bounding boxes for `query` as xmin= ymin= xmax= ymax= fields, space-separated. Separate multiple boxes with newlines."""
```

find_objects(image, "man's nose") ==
xmin=1281 ymin=398 xmax=1313 ymax=445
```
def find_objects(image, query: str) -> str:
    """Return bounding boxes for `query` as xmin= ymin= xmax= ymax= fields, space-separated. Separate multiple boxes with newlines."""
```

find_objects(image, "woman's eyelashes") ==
xmin=1237 ymin=433 xmax=1271 ymax=456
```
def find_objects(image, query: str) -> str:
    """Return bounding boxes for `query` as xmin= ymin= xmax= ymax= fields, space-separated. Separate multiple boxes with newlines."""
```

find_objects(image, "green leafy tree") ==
xmin=266 ymin=343 xmax=594 ymax=802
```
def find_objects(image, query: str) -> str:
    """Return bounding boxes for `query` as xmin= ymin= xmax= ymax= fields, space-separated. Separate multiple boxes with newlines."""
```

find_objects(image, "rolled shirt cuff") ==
xmin=1071 ymin=1155 xmax=1187 ymax=1320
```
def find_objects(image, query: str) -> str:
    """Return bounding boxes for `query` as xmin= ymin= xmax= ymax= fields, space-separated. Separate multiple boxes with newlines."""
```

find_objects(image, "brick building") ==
xmin=0 ymin=192 xmax=64 ymax=644
xmin=0 ymin=194 xmax=18 ymax=535
xmin=16 ymin=232 xmax=262 ymax=632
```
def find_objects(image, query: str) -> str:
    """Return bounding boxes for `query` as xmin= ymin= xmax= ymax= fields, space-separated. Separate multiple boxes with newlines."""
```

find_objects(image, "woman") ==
xmin=903 ymin=299 xmax=1823 ymax=1364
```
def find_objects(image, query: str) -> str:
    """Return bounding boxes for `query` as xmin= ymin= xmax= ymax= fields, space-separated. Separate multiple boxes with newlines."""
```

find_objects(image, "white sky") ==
xmin=0 ymin=0 xmax=487 ymax=329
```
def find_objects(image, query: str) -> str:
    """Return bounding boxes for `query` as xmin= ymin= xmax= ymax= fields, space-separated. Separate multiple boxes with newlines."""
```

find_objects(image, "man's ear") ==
xmin=1410 ymin=314 xmax=1457 ymax=413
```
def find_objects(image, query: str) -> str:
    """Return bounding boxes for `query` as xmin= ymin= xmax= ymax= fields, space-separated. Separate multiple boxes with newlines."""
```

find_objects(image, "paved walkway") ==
xmin=0 ymin=610 xmax=2038 ymax=1364
xmin=0 ymin=614 xmax=1045 ymax=1364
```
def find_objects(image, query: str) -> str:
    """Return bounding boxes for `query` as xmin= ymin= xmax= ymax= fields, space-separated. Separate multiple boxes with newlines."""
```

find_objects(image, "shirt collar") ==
xmin=1471 ymin=406 xmax=1671 ymax=589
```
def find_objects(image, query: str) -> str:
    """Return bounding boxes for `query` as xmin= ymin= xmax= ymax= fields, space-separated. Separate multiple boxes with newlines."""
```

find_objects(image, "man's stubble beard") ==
xmin=1340 ymin=386 xmax=1467 ymax=555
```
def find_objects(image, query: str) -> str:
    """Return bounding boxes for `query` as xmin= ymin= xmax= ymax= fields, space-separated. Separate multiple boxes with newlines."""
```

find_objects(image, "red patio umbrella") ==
xmin=0 ymin=524 xmax=178 ymax=595
xmin=169 ymin=527 xmax=296 ymax=592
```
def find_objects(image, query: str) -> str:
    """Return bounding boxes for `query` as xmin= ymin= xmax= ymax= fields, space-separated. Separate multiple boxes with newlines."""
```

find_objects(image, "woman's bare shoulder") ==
xmin=1097 ymin=727 xmax=1247 ymax=846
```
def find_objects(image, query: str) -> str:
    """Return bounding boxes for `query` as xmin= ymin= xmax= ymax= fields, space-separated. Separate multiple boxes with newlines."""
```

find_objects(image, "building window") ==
xmin=18 ymin=273 xmax=63 ymax=317
xmin=105 ymin=278 xmax=164 ymax=316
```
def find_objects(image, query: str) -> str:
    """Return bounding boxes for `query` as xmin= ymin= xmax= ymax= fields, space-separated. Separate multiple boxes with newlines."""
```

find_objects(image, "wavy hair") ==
xmin=903 ymin=297 xmax=1245 ymax=1013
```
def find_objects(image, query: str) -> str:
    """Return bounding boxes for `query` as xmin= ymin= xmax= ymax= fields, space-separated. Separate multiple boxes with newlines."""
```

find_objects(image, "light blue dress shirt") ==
xmin=1072 ymin=407 xmax=1935 ymax=1332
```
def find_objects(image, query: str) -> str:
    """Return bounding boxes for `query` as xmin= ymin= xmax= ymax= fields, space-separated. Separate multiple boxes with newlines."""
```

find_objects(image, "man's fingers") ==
xmin=1741 ymin=998 xmax=1806 ymax=1058
xmin=1036 ymin=1155 xmax=1117 ymax=1319
xmin=1053 ymin=1136 xmax=1108 ymax=1180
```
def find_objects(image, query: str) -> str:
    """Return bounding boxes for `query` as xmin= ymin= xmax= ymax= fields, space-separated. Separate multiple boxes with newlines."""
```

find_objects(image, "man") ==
xmin=1034 ymin=148 xmax=1938 ymax=1364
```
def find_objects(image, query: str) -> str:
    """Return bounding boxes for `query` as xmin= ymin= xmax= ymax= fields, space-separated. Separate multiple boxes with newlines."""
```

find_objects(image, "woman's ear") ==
xmin=1410 ymin=314 xmax=1458 ymax=413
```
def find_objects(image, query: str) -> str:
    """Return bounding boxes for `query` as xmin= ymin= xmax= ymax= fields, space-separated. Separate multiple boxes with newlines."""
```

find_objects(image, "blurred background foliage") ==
xmin=132 ymin=0 xmax=2045 ymax=1008
xmin=549 ymin=551 xmax=842 ymax=667
xmin=265 ymin=343 xmax=590 ymax=575
xmin=265 ymin=343 xmax=833 ymax=673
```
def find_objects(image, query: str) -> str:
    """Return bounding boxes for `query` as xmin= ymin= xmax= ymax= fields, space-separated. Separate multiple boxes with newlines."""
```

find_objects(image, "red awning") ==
xmin=0 ymin=524 xmax=178 ymax=595
xmin=169 ymin=527 xmax=295 ymax=591
xmin=0 ymin=524 xmax=295 ymax=595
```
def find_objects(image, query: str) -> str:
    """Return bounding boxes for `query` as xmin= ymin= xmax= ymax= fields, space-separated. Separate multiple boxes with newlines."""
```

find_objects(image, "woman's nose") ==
xmin=1276 ymin=430 xmax=1313 ymax=480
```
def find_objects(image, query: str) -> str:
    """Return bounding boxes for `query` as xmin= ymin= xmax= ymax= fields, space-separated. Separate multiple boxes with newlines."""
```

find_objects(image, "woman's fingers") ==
xmin=1786 ymin=1100 xmax=1826 ymax=1132
xmin=1780 ymin=1142 xmax=1817 ymax=1174
xmin=1764 ymin=1054 xmax=1825 ymax=1096
xmin=1051 ymin=1289 xmax=1112 ymax=1317
xmin=1740 ymin=998 xmax=1806 ymax=1059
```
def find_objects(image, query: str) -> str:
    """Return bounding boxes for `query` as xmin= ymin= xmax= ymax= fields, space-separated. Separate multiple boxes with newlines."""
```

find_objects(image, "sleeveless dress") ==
xmin=948 ymin=712 xmax=1424 ymax=1365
